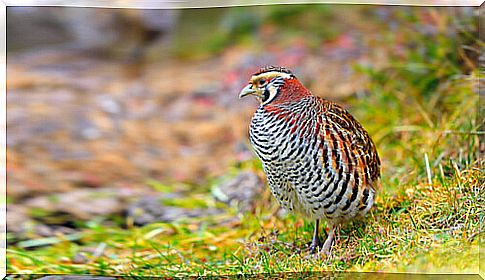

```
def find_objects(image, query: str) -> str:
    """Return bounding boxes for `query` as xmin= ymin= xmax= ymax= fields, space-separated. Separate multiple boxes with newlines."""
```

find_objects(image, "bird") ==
xmin=239 ymin=66 xmax=380 ymax=254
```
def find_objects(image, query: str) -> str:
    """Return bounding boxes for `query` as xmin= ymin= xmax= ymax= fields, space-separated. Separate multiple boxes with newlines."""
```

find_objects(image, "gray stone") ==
xmin=23 ymin=188 xmax=135 ymax=221
xmin=126 ymin=194 xmax=223 ymax=226
xmin=7 ymin=205 xmax=31 ymax=233
xmin=72 ymin=252 xmax=90 ymax=264
xmin=212 ymin=171 xmax=263 ymax=212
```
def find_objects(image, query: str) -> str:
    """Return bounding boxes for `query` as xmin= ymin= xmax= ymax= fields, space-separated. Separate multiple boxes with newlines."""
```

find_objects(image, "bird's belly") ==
xmin=249 ymin=111 xmax=372 ymax=222
xmin=250 ymin=126 xmax=325 ymax=217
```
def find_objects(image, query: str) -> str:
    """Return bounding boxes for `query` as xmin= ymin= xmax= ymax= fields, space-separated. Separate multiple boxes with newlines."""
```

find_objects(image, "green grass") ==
xmin=7 ymin=6 xmax=483 ymax=277
xmin=6 ymin=160 xmax=482 ymax=276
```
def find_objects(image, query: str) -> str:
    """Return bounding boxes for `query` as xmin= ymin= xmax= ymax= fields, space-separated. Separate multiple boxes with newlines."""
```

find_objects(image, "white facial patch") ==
xmin=252 ymin=71 xmax=292 ymax=82
xmin=262 ymin=83 xmax=280 ymax=105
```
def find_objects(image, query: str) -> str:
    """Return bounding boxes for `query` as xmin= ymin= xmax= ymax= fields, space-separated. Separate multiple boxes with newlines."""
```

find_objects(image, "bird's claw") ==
xmin=308 ymin=240 xmax=322 ymax=254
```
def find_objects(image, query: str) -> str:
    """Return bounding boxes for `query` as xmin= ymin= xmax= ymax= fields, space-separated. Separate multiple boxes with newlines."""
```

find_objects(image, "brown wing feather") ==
xmin=321 ymin=100 xmax=381 ymax=189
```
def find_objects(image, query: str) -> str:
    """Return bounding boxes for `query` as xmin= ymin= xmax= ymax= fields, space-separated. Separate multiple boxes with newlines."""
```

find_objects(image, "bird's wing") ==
xmin=322 ymin=102 xmax=381 ymax=188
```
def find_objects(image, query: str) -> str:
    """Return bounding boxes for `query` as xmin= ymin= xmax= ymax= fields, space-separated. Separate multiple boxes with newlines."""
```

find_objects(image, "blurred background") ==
xmin=6 ymin=4 xmax=482 ymax=275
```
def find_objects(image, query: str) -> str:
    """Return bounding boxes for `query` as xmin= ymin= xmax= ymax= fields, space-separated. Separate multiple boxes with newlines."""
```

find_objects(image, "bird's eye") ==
xmin=259 ymin=79 xmax=267 ymax=86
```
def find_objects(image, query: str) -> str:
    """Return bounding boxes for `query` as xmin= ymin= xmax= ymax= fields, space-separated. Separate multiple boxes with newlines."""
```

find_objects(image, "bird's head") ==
xmin=239 ymin=66 xmax=308 ymax=105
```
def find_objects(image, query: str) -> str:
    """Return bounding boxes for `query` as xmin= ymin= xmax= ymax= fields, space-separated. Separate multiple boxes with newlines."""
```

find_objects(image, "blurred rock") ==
xmin=7 ymin=7 xmax=71 ymax=51
xmin=23 ymin=187 xmax=144 ymax=221
xmin=126 ymin=194 xmax=223 ymax=226
xmin=8 ymin=7 xmax=179 ymax=55
xmin=75 ymin=116 xmax=102 ymax=140
xmin=212 ymin=171 xmax=263 ymax=212
xmin=7 ymin=204 xmax=77 ymax=240
xmin=33 ymin=224 xmax=55 ymax=237
xmin=7 ymin=205 xmax=32 ymax=234
xmin=97 ymin=95 xmax=122 ymax=115
xmin=72 ymin=252 xmax=90 ymax=264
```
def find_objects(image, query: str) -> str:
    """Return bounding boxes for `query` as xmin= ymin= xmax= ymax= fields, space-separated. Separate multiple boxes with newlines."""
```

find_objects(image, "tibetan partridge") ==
xmin=239 ymin=66 xmax=380 ymax=254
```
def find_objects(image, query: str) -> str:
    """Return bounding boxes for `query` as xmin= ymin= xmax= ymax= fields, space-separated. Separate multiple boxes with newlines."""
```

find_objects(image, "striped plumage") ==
xmin=239 ymin=66 xmax=380 ymax=254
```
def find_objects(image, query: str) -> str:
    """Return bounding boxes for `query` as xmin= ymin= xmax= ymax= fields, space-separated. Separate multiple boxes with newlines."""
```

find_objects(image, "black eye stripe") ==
xmin=262 ymin=89 xmax=270 ymax=102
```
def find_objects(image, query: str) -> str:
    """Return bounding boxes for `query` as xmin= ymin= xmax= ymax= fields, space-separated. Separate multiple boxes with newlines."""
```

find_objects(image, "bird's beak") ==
xmin=239 ymin=84 xmax=256 ymax=99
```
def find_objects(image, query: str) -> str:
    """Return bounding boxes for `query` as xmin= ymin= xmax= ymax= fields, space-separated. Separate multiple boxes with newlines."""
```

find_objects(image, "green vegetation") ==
xmin=170 ymin=5 xmax=354 ymax=58
xmin=7 ymin=6 xmax=482 ymax=277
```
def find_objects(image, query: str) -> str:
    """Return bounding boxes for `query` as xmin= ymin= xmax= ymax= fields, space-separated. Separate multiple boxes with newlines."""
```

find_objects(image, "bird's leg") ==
xmin=309 ymin=219 xmax=322 ymax=254
xmin=322 ymin=224 xmax=335 ymax=255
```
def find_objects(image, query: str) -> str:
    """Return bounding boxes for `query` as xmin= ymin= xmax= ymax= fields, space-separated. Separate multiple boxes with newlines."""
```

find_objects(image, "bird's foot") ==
xmin=308 ymin=237 xmax=323 ymax=254
xmin=321 ymin=242 xmax=331 ymax=255
xmin=321 ymin=227 xmax=335 ymax=255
